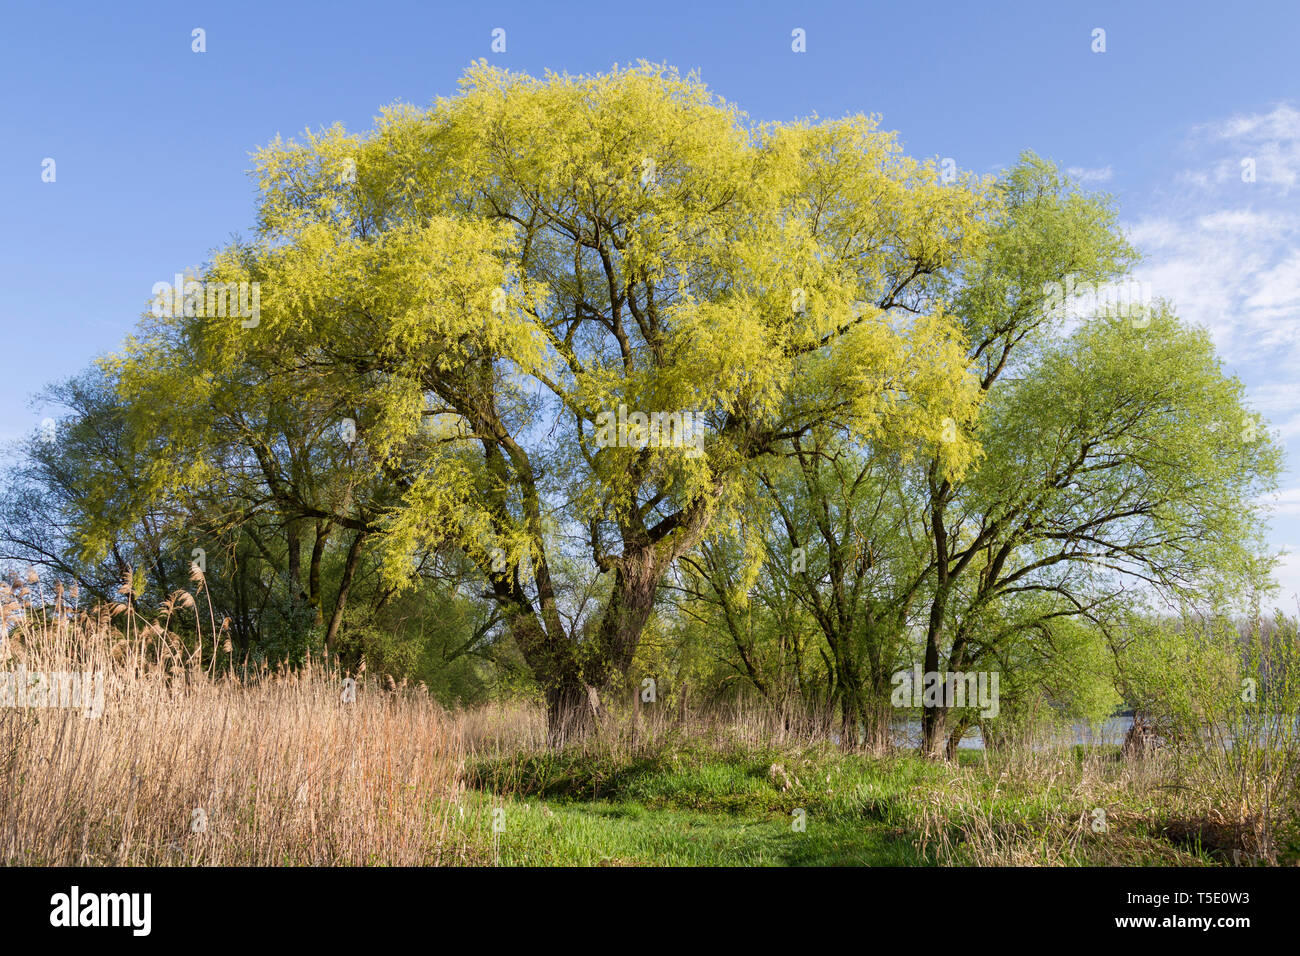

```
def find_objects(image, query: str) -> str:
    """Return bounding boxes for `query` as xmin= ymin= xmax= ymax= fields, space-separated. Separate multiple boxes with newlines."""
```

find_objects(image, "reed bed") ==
xmin=0 ymin=574 xmax=469 ymax=866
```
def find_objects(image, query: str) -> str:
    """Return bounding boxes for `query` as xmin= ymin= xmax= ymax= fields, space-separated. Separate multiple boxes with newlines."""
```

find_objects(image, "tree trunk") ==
xmin=920 ymin=622 xmax=947 ymax=757
xmin=308 ymin=519 xmax=330 ymax=628
xmin=545 ymin=678 xmax=595 ymax=748
xmin=592 ymin=550 xmax=661 ymax=682
xmin=585 ymin=487 xmax=720 ymax=700
xmin=324 ymin=530 xmax=365 ymax=656
xmin=835 ymin=645 xmax=866 ymax=750
xmin=945 ymin=724 xmax=965 ymax=760
xmin=287 ymin=517 xmax=302 ymax=614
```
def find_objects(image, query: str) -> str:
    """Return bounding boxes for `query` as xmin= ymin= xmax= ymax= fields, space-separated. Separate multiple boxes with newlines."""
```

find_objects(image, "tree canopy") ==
xmin=1 ymin=62 xmax=1284 ymax=751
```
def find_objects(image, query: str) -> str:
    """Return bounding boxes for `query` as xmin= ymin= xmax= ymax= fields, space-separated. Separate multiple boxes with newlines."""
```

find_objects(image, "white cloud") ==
xmin=1191 ymin=103 xmax=1300 ymax=194
xmin=1124 ymin=105 xmax=1300 ymax=375
xmin=1213 ymin=103 xmax=1300 ymax=141
xmin=1067 ymin=164 xmax=1113 ymax=183
xmin=1269 ymin=546 xmax=1300 ymax=610
xmin=1126 ymin=105 xmax=1300 ymax=617
xmin=1125 ymin=216 xmax=1298 ymax=365
xmin=1246 ymin=250 xmax=1300 ymax=311
xmin=1246 ymin=385 xmax=1300 ymax=440
xmin=1195 ymin=209 xmax=1289 ymax=237
xmin=1266 ymin=412 xmax=1300 ymax=442
xmin=1261 ymin=488 xmax=1300 ymax=517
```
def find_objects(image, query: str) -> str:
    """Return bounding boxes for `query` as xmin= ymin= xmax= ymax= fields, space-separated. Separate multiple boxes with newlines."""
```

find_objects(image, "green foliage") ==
xmin=0 ymin=69 xmax=1287 ymax=749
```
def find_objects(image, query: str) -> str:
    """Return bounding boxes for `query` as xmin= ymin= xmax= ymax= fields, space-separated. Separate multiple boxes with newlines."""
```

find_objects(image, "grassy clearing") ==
xmin=454 ymin=796 xmax=922 ymax=866
xmin=455 ymin=739 xmax=1278 ymax=866
xmin=457 ymin=744 xmax=938 ymax=865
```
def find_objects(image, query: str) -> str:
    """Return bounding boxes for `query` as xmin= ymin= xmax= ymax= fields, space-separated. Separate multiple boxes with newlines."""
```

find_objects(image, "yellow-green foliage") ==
xmin=96 ymin=62 xmax=994 ymax=599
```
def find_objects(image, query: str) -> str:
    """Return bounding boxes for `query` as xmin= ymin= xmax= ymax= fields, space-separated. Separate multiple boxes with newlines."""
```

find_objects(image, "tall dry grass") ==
xmin=0 ymin=572 xmax=470 ymax=866
xmin=913 ymin=744 xmax=1193 ymax=865
xmin=457 ymin=690 xmax=869 ymax=762
xmin=913 ymin=727 xmax=1300 ymax=866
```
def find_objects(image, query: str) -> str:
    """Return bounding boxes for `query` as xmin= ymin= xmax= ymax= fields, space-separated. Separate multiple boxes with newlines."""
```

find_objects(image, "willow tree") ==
xmin=680 ymin=427 xmax=928 ymax=746
xmin=919 ymin=304 xmax=1282 ymax=756
xmin=907 ymin=156 xmax=1283 ymax=756
xmin=102 ymin=62 xmax=991 ymax=740
xmin=679 ymin=155 xmax=1283 ymax=758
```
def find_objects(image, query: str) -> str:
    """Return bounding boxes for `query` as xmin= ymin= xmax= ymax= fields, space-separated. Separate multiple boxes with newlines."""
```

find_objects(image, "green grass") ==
xmin=451 ymin=740 xmax=1253 ymax=866
xmin=457 ymin=797 xmax=924 ymax=866
xmin=467 ymin=740 xmax=958 ymax=815
xmin=455 ymin=743 xmax=987 ymax=866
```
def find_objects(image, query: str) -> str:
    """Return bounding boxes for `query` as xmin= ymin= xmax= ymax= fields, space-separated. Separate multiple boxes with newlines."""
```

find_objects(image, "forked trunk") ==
xmin=545 ymin=680 xmax=596 ymax=748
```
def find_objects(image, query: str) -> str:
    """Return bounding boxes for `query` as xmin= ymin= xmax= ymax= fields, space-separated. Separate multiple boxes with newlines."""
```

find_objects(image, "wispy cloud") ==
xmin=1270 ymin=545 xmax=1300 ymax=607
xmin=1261 ymin=488 xmax=1300 ymax=517
xmin=1197 ymin=103 xmax=1300 ymax=193
xmin=1067 ymin=164 xmax=1113 ymax=184
xmin=1124 ymin=104 xmax=1300 ymax=375
xmin=1124 ymin=104 xmax=1300 ymax=610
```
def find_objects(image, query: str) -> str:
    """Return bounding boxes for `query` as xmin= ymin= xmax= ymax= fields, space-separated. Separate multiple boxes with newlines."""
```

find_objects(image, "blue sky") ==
xmin=3 ymin=0 xmax=1300 ymax=604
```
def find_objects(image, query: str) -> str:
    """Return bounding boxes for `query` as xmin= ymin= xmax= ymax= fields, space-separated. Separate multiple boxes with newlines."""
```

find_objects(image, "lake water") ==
xmin=888 ymin=716 xmax=1136 ymax=750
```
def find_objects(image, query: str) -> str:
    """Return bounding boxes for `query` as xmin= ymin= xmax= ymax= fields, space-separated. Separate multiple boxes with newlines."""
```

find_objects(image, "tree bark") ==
xmin=324 ymin=530 xmax=365 ymax=655
xmin=286 ymin=516 xmax=302 ymax=614
xmin=921 ymin=615 xmax=947 ymax=757
xmin=545 ymin=678 xmax=596 ymax=748
xmin=308 ymin=519 xmax=330 ymax=628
